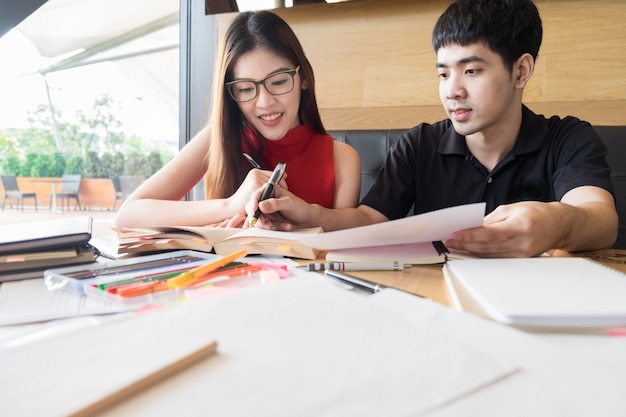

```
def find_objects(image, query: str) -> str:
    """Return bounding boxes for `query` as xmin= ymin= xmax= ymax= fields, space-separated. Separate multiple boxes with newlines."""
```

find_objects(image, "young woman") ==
xmin=115 ymin=11 xmax=361 ymax=229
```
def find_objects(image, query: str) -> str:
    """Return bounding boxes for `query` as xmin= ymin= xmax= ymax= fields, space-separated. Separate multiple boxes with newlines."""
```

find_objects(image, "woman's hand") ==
xmin=220 ymin=169 xmax=287 ymax=223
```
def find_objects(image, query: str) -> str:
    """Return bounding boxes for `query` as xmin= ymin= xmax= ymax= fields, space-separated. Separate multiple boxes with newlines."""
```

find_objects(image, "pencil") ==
xmin=167 ymin=249 xmax=248 ymax=289
xmin=72 ymin=340 xmax=217 ymax=417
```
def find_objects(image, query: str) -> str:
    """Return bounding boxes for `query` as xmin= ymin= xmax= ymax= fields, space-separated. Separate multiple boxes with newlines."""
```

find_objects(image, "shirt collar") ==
xmin=437 ymin=105 xmax=548 ymax=156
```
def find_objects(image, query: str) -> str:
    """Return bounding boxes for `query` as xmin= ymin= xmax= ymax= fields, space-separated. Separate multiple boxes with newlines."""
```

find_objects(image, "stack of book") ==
xmin=0 ymin=216 xmax=97 ymax=281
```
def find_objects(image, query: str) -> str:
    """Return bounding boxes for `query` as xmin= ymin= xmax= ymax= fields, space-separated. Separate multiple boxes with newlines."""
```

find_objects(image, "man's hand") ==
xmin=445 ymin=201 xmax=566 ymax=257
xmin=445 ymin=187 xmax=618 ymax=257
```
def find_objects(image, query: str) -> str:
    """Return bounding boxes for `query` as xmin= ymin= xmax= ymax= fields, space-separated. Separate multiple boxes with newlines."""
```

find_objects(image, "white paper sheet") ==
xmin=298 ymin=203 xmax=485 ymax=250
xmin=371 ymin=290 xmax=626 ymax=417
xmin=0 ymin=276 xmax=516 ymax=417
xmin=0 ymin=278 xmax=137 ymax=326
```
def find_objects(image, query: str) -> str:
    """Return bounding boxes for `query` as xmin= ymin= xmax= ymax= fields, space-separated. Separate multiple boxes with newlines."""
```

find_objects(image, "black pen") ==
xmin=324 ymin=270 xmax=426 ymax=298
xmin=243 ymin=153 xmax=261 ymax=169
xmin=324 ymin=270 xmax=385 ymax=293
xmin=249 ymin=161 xmax=287 ymax=227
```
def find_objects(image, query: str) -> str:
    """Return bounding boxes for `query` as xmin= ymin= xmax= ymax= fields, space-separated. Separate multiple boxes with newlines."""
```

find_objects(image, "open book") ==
xmin=116 ymin=226 xmax=322 ymax=260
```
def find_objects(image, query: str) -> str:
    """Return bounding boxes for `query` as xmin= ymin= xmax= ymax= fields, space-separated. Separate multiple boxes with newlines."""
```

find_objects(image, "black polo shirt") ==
xmin=361 ymin=106 xmax=614 ymax=220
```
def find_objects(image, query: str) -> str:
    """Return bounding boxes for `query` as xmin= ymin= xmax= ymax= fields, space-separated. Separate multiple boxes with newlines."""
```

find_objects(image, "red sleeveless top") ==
xmin=242 ymin=125 xmax=336 ymax=208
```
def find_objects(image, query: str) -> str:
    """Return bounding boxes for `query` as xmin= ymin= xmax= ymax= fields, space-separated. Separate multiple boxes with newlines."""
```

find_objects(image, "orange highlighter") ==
xmin=166 ymin=249 xmax=248 ymax=289
xmin=117 ymin=263 xmax=261 ymax=298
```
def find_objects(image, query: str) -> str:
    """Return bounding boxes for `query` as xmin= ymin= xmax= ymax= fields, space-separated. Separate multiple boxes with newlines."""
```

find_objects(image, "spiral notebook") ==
xmin=443 ymin=257 xmax=626 ymax=328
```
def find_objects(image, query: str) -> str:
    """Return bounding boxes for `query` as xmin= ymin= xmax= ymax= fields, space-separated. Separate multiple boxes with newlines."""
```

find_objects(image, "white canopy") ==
xmin=16 ymin=0 xmax=179 ymax=67
xmin=5 ymin=0 xmax=180 ymax=146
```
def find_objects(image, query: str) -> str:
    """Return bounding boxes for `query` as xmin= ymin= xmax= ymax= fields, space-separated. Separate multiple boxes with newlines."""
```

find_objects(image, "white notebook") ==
xmin=325 ymin=242 xmax=447 ymax=265
xmin=443 ymin=257 xmax=626 ymax=328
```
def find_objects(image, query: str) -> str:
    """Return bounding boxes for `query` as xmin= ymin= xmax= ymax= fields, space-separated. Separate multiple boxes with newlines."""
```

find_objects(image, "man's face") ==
xmin=436 ymin=42 xmax=518 ymax=138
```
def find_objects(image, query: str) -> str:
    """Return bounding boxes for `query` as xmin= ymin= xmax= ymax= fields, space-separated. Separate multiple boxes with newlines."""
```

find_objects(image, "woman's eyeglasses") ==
xmin=226 ymin=66 xmax=300 ymax=102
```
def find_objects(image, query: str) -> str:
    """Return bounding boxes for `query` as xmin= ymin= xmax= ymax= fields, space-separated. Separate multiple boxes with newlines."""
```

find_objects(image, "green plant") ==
xmin=1 ymin=154 xmax=21 ymax=175
xmin=0 ymin=94 xmax=171 ymax=179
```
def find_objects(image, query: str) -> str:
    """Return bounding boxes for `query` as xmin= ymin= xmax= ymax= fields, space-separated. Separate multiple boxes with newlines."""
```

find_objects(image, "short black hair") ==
xmin=432 ymin=0 xmax=542 ymax=71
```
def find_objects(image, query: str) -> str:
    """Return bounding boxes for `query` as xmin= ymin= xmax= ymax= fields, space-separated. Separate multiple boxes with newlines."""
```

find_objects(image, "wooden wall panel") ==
xmin=216 ymin=0 xmax=626 ymax=129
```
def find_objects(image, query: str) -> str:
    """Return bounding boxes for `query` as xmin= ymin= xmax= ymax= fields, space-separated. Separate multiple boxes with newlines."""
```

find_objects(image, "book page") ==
xmin=215 ymin=227 xmax=322 ymax=260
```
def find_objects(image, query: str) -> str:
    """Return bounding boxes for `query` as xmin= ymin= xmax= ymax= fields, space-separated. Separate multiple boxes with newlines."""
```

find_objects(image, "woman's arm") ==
xmin=114 ymin=126 xmax=270 ymax=228
xmin=332 ymin=141 xmax=361 ymax=208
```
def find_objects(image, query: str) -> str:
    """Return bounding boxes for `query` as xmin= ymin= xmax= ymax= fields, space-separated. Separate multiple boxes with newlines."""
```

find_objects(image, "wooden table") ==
xmin=332 ymin=248 xmax=626 ymax=306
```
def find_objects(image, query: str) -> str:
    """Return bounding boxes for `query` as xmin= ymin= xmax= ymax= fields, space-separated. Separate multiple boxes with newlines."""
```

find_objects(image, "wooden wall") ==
xmin=216 ymin=0 xmax=626 ymax=130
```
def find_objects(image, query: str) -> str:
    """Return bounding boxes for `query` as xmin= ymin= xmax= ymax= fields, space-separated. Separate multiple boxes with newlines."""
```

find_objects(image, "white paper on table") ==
xmin=371 ymin=289 xmax=626 ymax=417
xmin=0 ymin=275 xmax=517 ymax=417
xmin=0 ymin=278 xmax=138 ymax=326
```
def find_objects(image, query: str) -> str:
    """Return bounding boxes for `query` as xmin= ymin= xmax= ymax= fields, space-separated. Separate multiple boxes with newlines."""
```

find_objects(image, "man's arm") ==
xmin=556 ymin=186 xmax=618 ymax=250
xmin=445 ymin=186 xmax=618 ymax=257
xmin=247 ymin=185 xmax=388 ymax=231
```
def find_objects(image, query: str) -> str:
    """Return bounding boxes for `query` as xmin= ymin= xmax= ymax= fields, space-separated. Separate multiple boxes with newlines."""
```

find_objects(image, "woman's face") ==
xmin=230 ymin=48 xmax=306 ymax=141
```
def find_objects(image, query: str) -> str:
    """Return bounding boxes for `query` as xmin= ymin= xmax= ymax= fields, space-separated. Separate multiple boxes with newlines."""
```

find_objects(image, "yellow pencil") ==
xmin=167 ymin=249 xmax=248 ymax=289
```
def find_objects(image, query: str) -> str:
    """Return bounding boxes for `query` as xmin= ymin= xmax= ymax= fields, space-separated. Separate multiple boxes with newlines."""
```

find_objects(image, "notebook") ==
xmin=0 ymin=216 xmax=96 ymax=282
xmin=325 ymin=241 xmax=475 ymax=265
xmin=0 ymin=216 xmax=93 ymax=254
xmin=443 ymin=257 xmax=626 ymax=328
xmin=325 ymin=242 xmax=447 ymax=265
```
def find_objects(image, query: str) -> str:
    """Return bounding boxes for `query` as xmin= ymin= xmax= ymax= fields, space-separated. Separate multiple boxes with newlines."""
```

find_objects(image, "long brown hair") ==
xmin=205 ymin=11 xmax=325 ymax=199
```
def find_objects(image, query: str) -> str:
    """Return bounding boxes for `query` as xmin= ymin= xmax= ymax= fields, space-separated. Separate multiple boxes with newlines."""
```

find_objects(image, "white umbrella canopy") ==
xmin=16 ymin=0 xmax=179 ymax=62
xmin=2 ymin=0 xmax=180 ymax=146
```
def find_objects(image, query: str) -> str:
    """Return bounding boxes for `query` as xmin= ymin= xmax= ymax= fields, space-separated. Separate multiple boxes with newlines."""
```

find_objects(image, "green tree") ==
xmin=1 ymin=154 xmax=21 ymax=175
xmin=66 ymin=156 xmax=84 ymax=175
xmin=0 ymin=94 xmax=172 ymax=178
xmin=16 ymin=105 xmax=58 ymax=154
xmin=50 ymin=152 xmax=66 ymax=177
xmin=0 ymin=130 xmax=19 ymax=163
xmin=83 ymin=151 xmax=104 ymax=178
xmin=145 ymin=150 xmax=163 ymax=178
xmin=111 ymin=152 xmax=125 ymax=176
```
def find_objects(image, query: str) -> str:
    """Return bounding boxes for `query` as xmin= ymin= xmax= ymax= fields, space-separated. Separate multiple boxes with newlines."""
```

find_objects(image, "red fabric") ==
xmin=242 ymin=125 xmax=335 ymax=208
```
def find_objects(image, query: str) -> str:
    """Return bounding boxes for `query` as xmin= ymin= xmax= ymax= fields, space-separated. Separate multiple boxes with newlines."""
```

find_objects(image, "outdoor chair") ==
xmin=111 ymin=176 xmax=143 ymax=210
xmin=51 ymin=174 xmax=82 ymax=211
xmin=1 ymin=174 xmax=38 ymax=211
xmin=111 ymin=176 xmax=123 ymax=210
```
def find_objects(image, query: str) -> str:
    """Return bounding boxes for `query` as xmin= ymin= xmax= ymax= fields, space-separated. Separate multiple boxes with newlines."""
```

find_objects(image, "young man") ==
xmin=247 ymin=0 xmax=618 ymax=257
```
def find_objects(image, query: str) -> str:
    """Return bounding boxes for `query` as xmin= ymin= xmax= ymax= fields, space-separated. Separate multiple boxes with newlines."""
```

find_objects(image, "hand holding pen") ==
xmin=249 ymin=161 xmax=287 ymax=227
